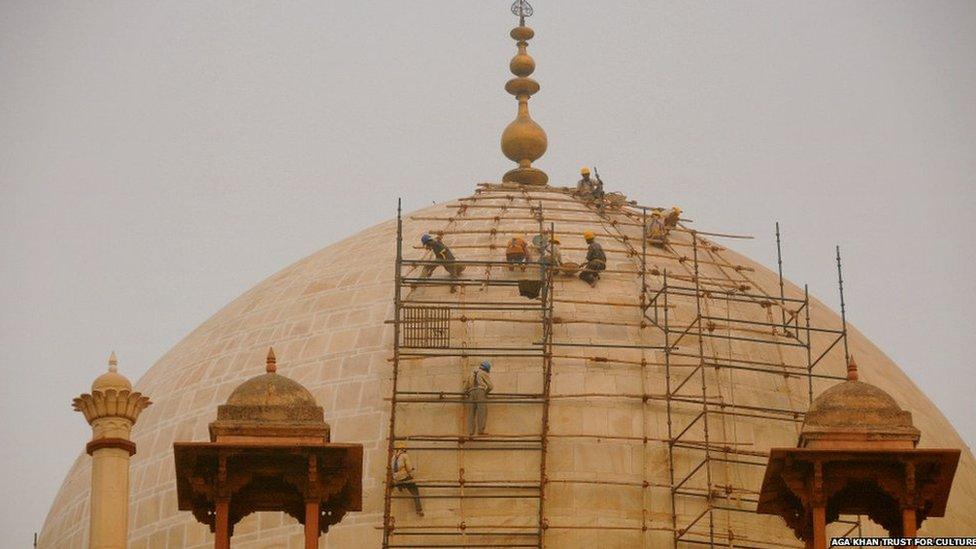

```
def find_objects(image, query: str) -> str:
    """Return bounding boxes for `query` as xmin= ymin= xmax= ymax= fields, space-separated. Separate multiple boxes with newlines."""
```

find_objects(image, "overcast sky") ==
xmin=2 ymin=0 xmax=975 ymax=544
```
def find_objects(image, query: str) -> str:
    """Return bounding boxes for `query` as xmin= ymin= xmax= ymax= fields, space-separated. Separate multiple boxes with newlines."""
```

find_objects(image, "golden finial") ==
xmin=266 ymin=347 xmax=277 ymax=374
xmin=500 ymin=0 xmax=548 ymax=186
xmin=847 ymin=355 xmax=859 ymax=381
xmin=108 ymin=351 xmax=118 ymax=373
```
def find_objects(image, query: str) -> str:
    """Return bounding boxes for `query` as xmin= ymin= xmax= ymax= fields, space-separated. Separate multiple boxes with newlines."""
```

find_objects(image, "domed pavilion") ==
xmin=758 ymin=358 xmax=960 ymax=547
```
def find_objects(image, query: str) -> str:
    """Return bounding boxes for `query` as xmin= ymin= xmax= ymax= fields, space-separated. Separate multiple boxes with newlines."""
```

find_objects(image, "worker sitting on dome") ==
xmin=664 ymin=207 xmax=681 ymax=229
xmin=505 ymin=234 xmax=530 ymax=271
xmin=579 ymin=231 xmax=607 ymax=287
xmin=647 ymin=210 xmax=667 ymax=247
xmin=391 ymin=441 xmax=424 ymax=517
xmin=463 ymin=361 xmax=494 ymax=437
xmin=576 ymin=167 xmax=595 ymax=197
xmin=646 ymin=207 xmax=682 ymax=248
xmin=419 ymin=234 xmax=462 ymax=293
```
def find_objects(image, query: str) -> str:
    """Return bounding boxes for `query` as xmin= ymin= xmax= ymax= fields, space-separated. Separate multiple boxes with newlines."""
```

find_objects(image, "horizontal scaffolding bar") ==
xmin=395 ymin=435 xmax=542 ymax=443
xmin=399 ymin=302 xmax=541 ymax=311
xmin=391 ymin=494 xmax=540 ymax=500
xmin=397 ymin=445 xmax=543 ymax=451
xmin=401 ymin=277 xmax=522 ymax=287
xmin=390 ymin=397 xmax=544 ymax=404
xmin=391 ymin=531 xmax=539 ymax=537
xmin=386 ymin=543 xmax=539 ymax=549
xmin=546 ymin=341 xmax=666 ymax=350
xmin=662 ymin=284 xmax=808 ymax=305
xmin=410 ymin=483 xmax=540 ymax=490
xmin=398 ymin=346 xmax=541 ymax=353
xmin=669 ymin=396 xmax=805 ymax=418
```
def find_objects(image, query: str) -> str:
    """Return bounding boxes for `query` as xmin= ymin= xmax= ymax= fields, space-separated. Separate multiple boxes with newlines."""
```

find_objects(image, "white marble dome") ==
xmin=38 ymin=184 xmax=976 ymax=548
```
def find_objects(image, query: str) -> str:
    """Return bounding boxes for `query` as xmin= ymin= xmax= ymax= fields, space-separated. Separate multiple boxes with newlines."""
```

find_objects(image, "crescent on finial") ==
xmin=511 ymin=0 xmax=534 ymax=24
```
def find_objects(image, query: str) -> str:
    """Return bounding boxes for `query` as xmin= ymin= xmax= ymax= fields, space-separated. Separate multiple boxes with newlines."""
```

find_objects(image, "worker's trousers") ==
xmin=395 ymin=480 xmax=424 ymax=515
xmin=421 ymin=260 xmax=461 ymax=279
xmin=579 ymin=260 xmax=606 ymax=284
xmin=465 ymin=387 xmax=488 ymax=435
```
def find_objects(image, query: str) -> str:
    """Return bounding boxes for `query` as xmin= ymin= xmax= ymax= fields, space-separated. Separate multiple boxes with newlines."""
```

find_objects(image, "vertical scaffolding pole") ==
xmin=640 ymin=208 xmax=649 ymax=547
xmin=382 ymin=199 xmax=404 ymax=546
xmin=836 ymin=245 xmax=850 ymax=363
xmin=691 ymin=232 xmax=715 ymax=547
xmin=536 ymin=212 xmax=552 ymax=548
xmin=663 ymin=269 xmax=677 ymax=548
xmin=775 ymin=222 xmax=787 ymax=331
xmin=805 ymin=284 xmax=814 ymax=405
xmin=641 ymin=208 xmax=648 ymax=315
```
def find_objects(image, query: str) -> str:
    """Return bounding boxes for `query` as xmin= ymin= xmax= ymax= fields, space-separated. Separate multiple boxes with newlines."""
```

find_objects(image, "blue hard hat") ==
xmin=421 ymin=234 xmax=433 ymax=244
xmin=480 ymin=361 xmax=491 ymax=372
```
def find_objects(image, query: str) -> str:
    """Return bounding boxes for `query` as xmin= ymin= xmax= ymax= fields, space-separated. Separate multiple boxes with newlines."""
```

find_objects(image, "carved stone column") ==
xmin=73 ymin=353 xmax=151 ymax=549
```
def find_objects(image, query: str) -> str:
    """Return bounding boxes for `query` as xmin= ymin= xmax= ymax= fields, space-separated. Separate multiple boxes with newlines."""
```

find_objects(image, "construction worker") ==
xmin=391 ymin=441 xmax=424 ymax=516
xmin=542 ymin=236 xmax=563 ymax=270
xmin=578 ymin=231 xmax=607 ymax=287
xmin=664 ymin=206 xmax=682 ymax=229
xmin=647 ymin=209 xmax=667 ymax=247
xmin=420 ymin=234 xmax=462 ymax=292
xmin=576 ymin=167 xmax=595 ymax=197
xmin=505 ymin=234 xmax=530 ymax=271
xmin=463 ymin=361 xmax=494 ymax=436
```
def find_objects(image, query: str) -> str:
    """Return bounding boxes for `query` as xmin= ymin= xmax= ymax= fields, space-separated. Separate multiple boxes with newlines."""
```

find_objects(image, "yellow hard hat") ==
xmin=551 ymin=237 xmax=561 ymax=244
xmin=580 ymin=166 xmax=590 ymax=176
xmin=672 ymin=207 xmax=682 ymax=215
xmin=583 ymin=230 xmax=595 ymax=240
xmin=394 ymin=441 xmax=406 ymax=450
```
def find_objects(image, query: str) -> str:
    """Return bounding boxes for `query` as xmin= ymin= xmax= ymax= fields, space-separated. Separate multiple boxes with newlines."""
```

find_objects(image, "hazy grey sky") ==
xmin=2 ymin=0 xmax=975 ymax=544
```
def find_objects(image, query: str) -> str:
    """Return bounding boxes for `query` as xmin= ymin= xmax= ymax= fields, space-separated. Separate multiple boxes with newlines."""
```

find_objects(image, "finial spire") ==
xmin=500 ymin=0 xmax=548 ymax=186
xmin=266 ymin=347 xmax=277 ymax=374
xmin=108 ymin=351 xmax=118 ymax=372
xmin=847 ymin=355 xmax=859 ymax=381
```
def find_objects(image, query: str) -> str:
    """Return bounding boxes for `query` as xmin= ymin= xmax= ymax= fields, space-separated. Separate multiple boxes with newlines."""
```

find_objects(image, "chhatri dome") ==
xmin=40 ymin=3 xmax=975 ymax=548
xmin=90 ymin=351 xmax=132 ymax=393
xmin=209 ymin=347 xmax=331 ymax=441
xmin=800 ymin=356 xmax=921 ymax=448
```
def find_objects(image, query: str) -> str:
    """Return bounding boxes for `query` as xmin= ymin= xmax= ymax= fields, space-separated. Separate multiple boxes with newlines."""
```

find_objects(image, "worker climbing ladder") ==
xmin=382 ymin=198 xmax=554 ymax=548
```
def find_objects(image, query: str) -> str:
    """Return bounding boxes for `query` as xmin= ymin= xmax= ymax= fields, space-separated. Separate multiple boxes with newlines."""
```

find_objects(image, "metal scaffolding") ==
xmin=636 ymin=214 xmax=861 ymax=548
xmin=382 ymin=191 xmax=555 ymax=549
xmin=381 ymin=184 xmax=862 ymax=548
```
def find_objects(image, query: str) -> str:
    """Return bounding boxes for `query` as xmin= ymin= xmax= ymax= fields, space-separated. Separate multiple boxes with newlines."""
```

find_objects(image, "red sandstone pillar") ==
xmin=903 ymin=507 xmax=917 ymax=545
xmin=812 ymin=505 xmax=827 ymax=549
xmin=305 ymin=501 xmax=320 ymax=549
xmin=215 ymin=499 xmax=231 ymax=549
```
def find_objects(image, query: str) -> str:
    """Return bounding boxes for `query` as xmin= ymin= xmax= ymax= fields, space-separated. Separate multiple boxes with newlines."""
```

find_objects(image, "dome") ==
xmin=91 ymin=370 xmax=131 ymax=393
xmin=38 ymin=185 xmax=976 ymax=548
xmin=224 ymin=371 xmax=316 ymax=409
xmin=210 ymin=349 xmax=329 ymax=442
xmin=91 ymin=352 xmax=132 ymax=392
xmin=801 ymin=359 xmax=920 ymax=448
xmin=216 ymin=373 xmax=322 ymax=422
